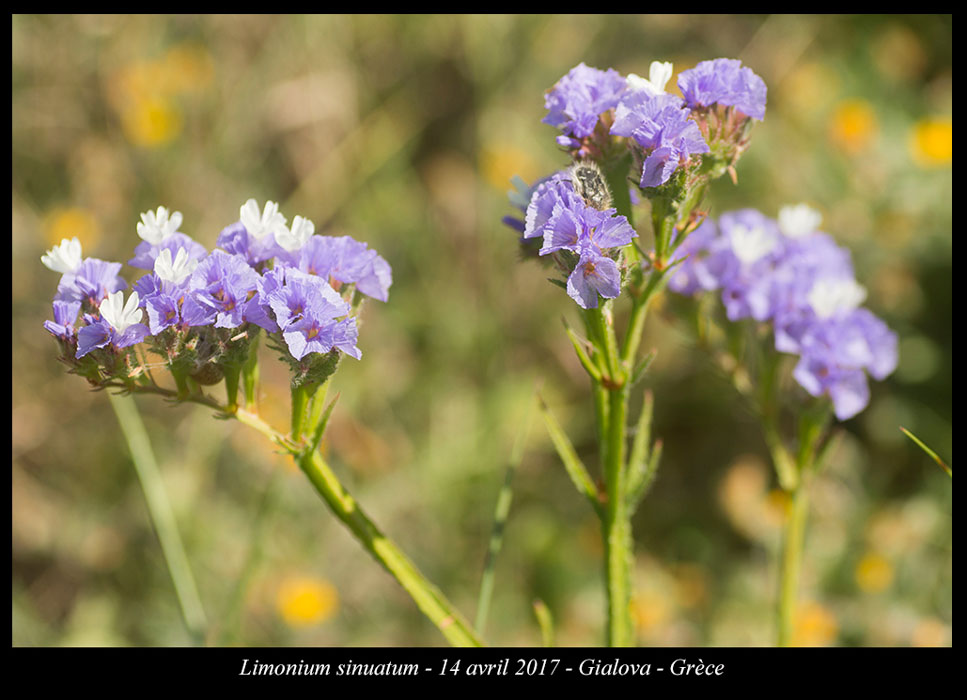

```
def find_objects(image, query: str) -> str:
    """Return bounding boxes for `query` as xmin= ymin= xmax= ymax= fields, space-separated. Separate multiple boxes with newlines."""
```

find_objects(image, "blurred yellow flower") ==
xmin=829 ymin=99 xmax=878 ymax=155
xmin=120 ymin=96 xmax=183 ymax=148
xmin=854 ymin=552 xmax=894 ymax=593
xmin=909 ymin=117 xmax=952 ymax=167
xmin=44 ymin=207 xmax=101 ymax=249
xmin=792 ymin=601 xmax=838 ymax=647
xmin=480 ymin=145 xmax=538 ymax=191
xmin=106 ymin=43 xmax=213 ymax=149
xmin=276 ymin=575 xmax=339 ymax=627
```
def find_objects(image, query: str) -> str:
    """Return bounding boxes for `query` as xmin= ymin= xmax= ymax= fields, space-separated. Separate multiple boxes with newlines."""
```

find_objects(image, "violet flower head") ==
xmin=265 ymin=268 xmax=360 ymax=361
xmin=296 ymin=235 xmax=393 ymax=302
xmin=543 ymin=63 xmax=627 ymax=147
xmin=793 ymin=308 xmax=898 ymax=420
xmin=677 ymin=58 xmax=767 ymax=120
xmin=611 ymin=92 xmax=709 ymax=188
xmin=181 ymin=249 xmax=278 ymax=332
xmin=667 ymin=206 xmax=898 ymax=421
xmin=56 ymin=258 xmax=128 ymax=306
xmin=524 ymin=169 xmax=637 ymax=309
xmin=44 ymin=299 xmax=82 ymax=342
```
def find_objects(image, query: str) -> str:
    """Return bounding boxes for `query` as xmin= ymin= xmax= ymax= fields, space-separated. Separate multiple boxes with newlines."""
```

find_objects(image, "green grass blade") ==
xmin=474 ymin=395 xmax=535 ymax=636
xmin=532 ymin=598 xmax=555 ymax=647
xmin=900 ymin=426 xmax=951 ymax=477
xmin=108 ymin=393 xmax=208 ymax=641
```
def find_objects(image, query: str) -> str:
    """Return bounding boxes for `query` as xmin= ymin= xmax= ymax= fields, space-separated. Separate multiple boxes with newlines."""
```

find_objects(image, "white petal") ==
xmin=730 ymin=224 xmax=776 ymax=265
xmin=41 ymin=237 xmax=83 ymax=273
xmin=778 ymin=203 xmax=822 ymax=238
xmin=808 ymin=278 xmax=867 ymax=319
xmin=648 ymin=61 xmax=673 ymax=92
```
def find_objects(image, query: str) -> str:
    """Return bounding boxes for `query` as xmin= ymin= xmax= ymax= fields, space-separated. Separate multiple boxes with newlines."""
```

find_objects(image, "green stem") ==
xmin=620 ymin=269 xmax=664 ymax=369
xmin=107 ymin=393 xmax=207 ymax=641
xmin=777 ymin=476 xmax=810 ymax=647
xmin=242 ymin=331 xmax=261 ymax=411
xmin=290 ymin=384 xmax=311 ymax=439
xmin=298 ymin=450 xmax=484 ymax=647
xmin=305 ymin=380 xmax=330 ymax=441
xmin=603 ymin=383 xmax=633 ymax=646
xmin=224 ymin=365 xmax=241 ymax=412
xmin=230 ymin=408 xmax=481 ymax=646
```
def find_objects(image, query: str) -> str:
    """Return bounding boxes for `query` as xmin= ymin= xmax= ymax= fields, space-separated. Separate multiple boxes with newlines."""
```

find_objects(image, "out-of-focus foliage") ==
xmin=13 ymin=14 xmax=950 ymax=647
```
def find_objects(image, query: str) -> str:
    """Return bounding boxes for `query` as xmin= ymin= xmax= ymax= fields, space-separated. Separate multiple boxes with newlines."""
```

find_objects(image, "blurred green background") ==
xmin=12 ymin=14 xmax=951 ymax=647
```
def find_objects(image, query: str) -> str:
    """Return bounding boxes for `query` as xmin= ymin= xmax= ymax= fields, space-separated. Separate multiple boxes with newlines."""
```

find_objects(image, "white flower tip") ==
xmin=154 ymin=247 xmax=196 ymax=285
xmin=778 ymin=203 xmax=822 ymax=238
xmin=240 ymin=199 xmax=286 ymax=239
xmin=808 ymin=278 xmax=867 ymax=319
xmin=137 ymin=205 xmax=181 ymax=244
xmin=649 ymin=60 xmax=673 ymax=89
xmin=730 ymin=224 xmax=776 ymax=265
xmin=627 ymin=61 xmax=673 ymax=96
xmin=100 ymin=290 xmax=142 ymax=333
xmin=41 ymin=237 xmax=83 ymax=273
xmin=274 ymin=214 xmax=315 ymax=252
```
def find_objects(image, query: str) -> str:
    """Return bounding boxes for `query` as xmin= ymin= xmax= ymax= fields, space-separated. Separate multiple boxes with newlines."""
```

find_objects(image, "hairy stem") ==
xmin=298 ymin=450 xmax=484 ymax=647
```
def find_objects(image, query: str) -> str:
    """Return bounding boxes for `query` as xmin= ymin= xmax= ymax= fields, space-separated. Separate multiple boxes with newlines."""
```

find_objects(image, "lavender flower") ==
xmin=55 ymin=258 xmax=128 ymax=306
xmin=265 ymin=268 xmax=360 ymax=360
xmin=43 ymin=299 xmax=82 ymax=342
xmin=667 ymin=206 xmax=897 ymax=420
xmin=677 ymin=58 xmax=767 ymax=120
xmin=181 ymin=249 xmax=278 ymax=332
xmin=524 ymin=169 xmax=636 ymax=309
xmin=296 ymin=235 xmax=392 ymax=302
xmin=793 ymin=308 xmax=898 ymax=420
xmin=611 ymin=92 xmax=709 ymax=188
xmin=543 ymin=63 xmax=627 ymax=148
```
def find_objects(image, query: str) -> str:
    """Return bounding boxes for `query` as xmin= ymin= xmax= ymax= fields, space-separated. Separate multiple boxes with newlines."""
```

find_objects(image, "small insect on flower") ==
xmin=568 ymin=161 xmax=612 ymax=211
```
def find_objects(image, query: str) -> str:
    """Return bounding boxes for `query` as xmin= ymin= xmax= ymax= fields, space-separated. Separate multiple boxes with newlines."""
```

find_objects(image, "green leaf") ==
xmin=562 ymin=317 xmax=602 ymax=383
xmin=307 ymin=392 xmax=340 ymax=456
xmin=537 ymin=394 xmax=602 ymax=515
xmin=629 ymin=349 xmax=657 ymax=388
xmin=626 ymin=391 xmax=662 ymax=513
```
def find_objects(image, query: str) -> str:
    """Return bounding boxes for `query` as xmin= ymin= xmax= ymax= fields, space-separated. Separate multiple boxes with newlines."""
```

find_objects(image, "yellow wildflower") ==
xmin=276 ymin=575 xmax=339 ymax=627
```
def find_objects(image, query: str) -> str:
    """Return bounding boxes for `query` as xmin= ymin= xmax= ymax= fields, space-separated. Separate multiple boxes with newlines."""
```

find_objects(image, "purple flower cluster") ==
xmin=543 ymin=63 xmax=627 ymax=149
xmin=522 ymin=171 xmax=636 ymax=309
xmin=43 ymin=200 xmax=391 ymax=373
xmin=667 ymin=205 xmax=897 ymax=420
xmin=611 ymin=92 xmax=710 ymax=188
xmin=539 ymin=58 xmax=765 ymax=190
xmin=677 ymin=58 xmax=767 ymax=121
